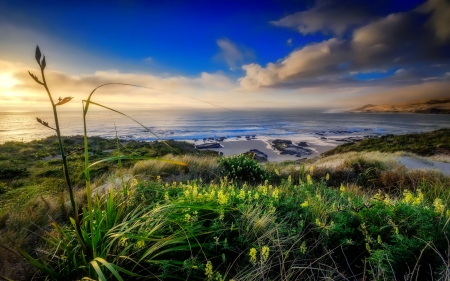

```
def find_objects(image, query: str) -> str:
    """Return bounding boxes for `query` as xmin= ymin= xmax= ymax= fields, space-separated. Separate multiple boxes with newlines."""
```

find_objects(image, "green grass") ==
xmin=323 ymin=128 xmax=450 ymax=157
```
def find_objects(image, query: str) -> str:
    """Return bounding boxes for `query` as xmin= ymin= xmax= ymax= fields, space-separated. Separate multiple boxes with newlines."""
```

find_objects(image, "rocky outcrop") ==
xmin=270 ymin=139 xmax=313 ymax=157
xmin=351 ymin=98 xmax=450 ymax=114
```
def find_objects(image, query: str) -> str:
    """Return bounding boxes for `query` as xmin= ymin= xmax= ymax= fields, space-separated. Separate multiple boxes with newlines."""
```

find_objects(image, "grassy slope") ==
xmin=1 ymin=131 xmax=450 ymax=280
xmin=323 ymin=128 xmax=450 ymax=157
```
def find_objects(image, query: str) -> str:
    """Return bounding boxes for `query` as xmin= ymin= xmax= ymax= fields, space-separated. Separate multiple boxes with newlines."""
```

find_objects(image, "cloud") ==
xmin=1 ymin=58 xmax=240 ymax=110
xmin=270 ymin=0 xmax=383 ymax=36
xmin=419 ymin=0 xmax=450 ymax=42
xmin=215 ymin=38 xmax=254 ymax=70
xmin=241 ymin=0 xmax=450 ymax=92
xmin=286 ymin=38 xmax=293 ymax=46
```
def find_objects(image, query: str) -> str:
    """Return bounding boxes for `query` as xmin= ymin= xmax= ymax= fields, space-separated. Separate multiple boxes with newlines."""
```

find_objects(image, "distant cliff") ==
xmin=351 ymin=98 xmax=450 ymax=114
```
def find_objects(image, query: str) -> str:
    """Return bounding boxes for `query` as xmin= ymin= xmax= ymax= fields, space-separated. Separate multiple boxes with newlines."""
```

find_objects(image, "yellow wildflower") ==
xmin=325 ymin=173 xmax=330 ymax=181
xmin=433 ymin=198 xmax=445 ymax=214
xmin=307 ymin=174 xmax=312 ymax=185
xmin=217 ymin=190 xmax=228 ymax=205
xmin=164 ymin=191 xmax=170 ymax=202
xmin=249 ymin=248 xmax=257 ymax=264
xmin=205 ymin=261 xmax=213 ymax=279
xmin=339 ymin=183 xmax=346 ymax=192
xmin=237 ymin=189 xmax=246 ymax=200
xmin=135 ymin=240 xmax=145 ymax=250
xmin=413 ymin=189 xmax=424 ymax=205
xmin=274 ymin=169 xmax=280 ymax=176
xmin=261 ymin=246 xmax=270 ymax=262
xmin=272 ymin=188 xmax=279 ymax=201
xmin=300 ymin=201 xmax=309 ymax=208
xmin=309 ymin=165 xmax=314 ymax=175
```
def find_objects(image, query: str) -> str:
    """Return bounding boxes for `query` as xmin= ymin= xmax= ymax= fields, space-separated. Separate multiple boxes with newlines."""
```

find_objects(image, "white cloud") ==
xmin=240 ymin=39 xmax=349 ymax=89
xmin=287 ymin=38 xmax=293 ymax=46
xmin=215 ymin=38 xmax=254 ymax=70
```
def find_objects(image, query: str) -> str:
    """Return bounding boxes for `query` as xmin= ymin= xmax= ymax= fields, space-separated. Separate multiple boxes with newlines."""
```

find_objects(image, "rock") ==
xmin=270 ymin=139 xmax=292 ymax=150
xmin=248 ymin=149 xmax=268 ymax=161
xmin=195 ymin=143 xmax=222 ymax=149
xmin=216 ymin=137 xmax=226 ymax=142
xmin=321 ymin=137 xmax=327 ymax=139
xmin=271 ymin=139 xmax=313 ymax=157
xmin=297 ymin=141 xmax=309 ymax=147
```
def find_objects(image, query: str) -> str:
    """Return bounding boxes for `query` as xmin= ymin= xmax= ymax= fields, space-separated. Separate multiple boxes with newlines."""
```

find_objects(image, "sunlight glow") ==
xmin=0 ymin=74 xmax=19 ymax=88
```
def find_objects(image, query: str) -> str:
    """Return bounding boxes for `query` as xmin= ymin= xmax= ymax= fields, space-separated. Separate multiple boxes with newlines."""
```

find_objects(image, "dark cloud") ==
xmin=270 ymin=0 xmax=402 ymax=36
xmin=241 ymin=0 xmax=450 ymax=91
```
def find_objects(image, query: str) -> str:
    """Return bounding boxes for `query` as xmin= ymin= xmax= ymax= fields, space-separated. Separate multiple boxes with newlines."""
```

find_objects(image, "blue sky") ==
xmin=0 ymin=0 xmax=449 ymax=110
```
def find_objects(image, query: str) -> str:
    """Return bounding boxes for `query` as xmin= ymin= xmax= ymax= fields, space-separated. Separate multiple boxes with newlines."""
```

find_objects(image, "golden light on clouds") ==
xmin=0 ymin=73 xmax=19 ymax=89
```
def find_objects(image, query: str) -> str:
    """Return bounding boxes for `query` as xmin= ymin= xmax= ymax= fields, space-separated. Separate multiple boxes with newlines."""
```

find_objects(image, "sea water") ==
xmin=0 ymin=109 xmax=449 ymax=144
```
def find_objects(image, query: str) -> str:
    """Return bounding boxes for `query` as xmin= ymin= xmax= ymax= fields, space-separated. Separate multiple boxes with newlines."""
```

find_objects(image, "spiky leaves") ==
xmin=36 ymin=117 xmax=56 ymax=130
xmin=28 ymin=71 xmax=43 ymax=85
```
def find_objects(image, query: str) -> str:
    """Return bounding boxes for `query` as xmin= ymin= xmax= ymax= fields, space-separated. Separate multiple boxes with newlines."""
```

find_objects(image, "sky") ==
xmin=0 ymin=0 xmax=449 ymax=112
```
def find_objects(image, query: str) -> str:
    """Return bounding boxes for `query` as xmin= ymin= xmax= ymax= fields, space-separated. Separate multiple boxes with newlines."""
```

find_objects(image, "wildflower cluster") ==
xmin=402 ymin=189 xmax=424 ymax=205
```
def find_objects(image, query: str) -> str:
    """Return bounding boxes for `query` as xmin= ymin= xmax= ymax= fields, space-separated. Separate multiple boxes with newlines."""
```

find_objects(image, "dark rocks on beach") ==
xmin=271 ymin=139 xmax=292 ymax=150
xmin=270 ymin=139 xmax=313 ymax=157
xmin=321 ymin=137 xmax=327 ymax=139
xmin=297 ymin=141 xmax=309 ymax=147
xmin=245 ymin=149 xmax=268 ymax=161
xmin=216 ymin=137 xmax=226 ymax=142
xmin=195 ymin=143 xmax=222 ymax=149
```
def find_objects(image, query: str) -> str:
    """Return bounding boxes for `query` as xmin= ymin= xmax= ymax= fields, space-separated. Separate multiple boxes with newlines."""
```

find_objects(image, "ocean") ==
xmin=0 ymin=109 xmax=449 ymax=144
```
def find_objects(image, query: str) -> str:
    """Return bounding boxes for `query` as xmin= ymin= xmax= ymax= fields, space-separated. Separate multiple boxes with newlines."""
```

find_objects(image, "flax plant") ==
xmin=28 ymin=45 xmax=83 ymax=246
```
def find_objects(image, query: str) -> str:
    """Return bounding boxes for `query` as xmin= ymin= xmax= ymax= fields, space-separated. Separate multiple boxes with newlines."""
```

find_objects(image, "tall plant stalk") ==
xmin=29 ymin=46 xmax=86 ymax=253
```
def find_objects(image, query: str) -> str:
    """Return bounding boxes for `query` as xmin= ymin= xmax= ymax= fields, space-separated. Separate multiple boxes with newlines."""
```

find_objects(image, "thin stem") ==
xmin=39 ymin=63 xmax=87 ymax=255
xmin=82 ymin=101 xmax=95 ymax=259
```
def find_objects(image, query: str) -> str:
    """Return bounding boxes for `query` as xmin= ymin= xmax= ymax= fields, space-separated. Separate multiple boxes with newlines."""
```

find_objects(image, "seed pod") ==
xmin=35 ymin=46 xmax=42 ymax=65
xmin=41 ymin=56 xmax=46 ymax=69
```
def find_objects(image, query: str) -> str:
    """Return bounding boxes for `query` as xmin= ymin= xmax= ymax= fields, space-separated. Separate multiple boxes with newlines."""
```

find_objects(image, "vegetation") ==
xmin=0 ymin=47 xmax=449 ymax=280
xmin=323 ymin=128 xmax=450 ymax=157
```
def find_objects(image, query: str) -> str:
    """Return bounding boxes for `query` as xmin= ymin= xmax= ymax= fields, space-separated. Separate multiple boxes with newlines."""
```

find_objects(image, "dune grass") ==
xmin=323 ymin=128 xmax=450 ymax=157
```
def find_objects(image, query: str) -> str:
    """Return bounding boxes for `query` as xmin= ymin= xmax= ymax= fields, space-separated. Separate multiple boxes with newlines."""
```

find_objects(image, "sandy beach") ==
xmin=191 ymin=136 xmax=337 ymax=162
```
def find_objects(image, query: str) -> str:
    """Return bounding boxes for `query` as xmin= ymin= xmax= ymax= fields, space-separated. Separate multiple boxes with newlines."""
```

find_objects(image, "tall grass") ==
xmin=19 ymin=46 xmax=189 ymax=280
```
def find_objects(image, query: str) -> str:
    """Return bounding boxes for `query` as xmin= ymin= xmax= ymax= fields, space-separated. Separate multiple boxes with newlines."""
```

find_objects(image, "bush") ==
xmin=218 ymin=154 xmax=268 ymax=184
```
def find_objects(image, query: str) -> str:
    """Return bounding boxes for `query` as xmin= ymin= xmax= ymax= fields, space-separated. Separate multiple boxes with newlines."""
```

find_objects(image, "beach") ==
xmin=190 ymin=135 xmax=338 ymax=162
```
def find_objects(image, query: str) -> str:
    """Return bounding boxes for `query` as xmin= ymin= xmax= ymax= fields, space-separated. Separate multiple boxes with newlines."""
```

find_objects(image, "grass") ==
xmin=1 ymin=47 xmax=450 ymax=280
xmin=323 ymin=128 xmax=450 ymax=157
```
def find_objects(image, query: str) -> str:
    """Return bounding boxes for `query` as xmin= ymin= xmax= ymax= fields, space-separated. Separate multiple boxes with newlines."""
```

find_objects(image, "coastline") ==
xmin=188 ymin=135 xmax=339 ymax=162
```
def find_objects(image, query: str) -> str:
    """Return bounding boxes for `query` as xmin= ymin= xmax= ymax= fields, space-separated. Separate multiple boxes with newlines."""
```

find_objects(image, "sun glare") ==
xmin=0 ymin=74 xmax=19 ymax=88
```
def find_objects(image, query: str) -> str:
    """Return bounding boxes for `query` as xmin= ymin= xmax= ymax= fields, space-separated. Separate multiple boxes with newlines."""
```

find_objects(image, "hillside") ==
xmin=351 ymin=98 xmax=450 ymax=114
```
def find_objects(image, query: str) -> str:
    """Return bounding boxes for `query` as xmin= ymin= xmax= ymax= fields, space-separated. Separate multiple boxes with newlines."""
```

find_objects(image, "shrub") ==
xmin=218 ymin=154 xmax=268 ymax=184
